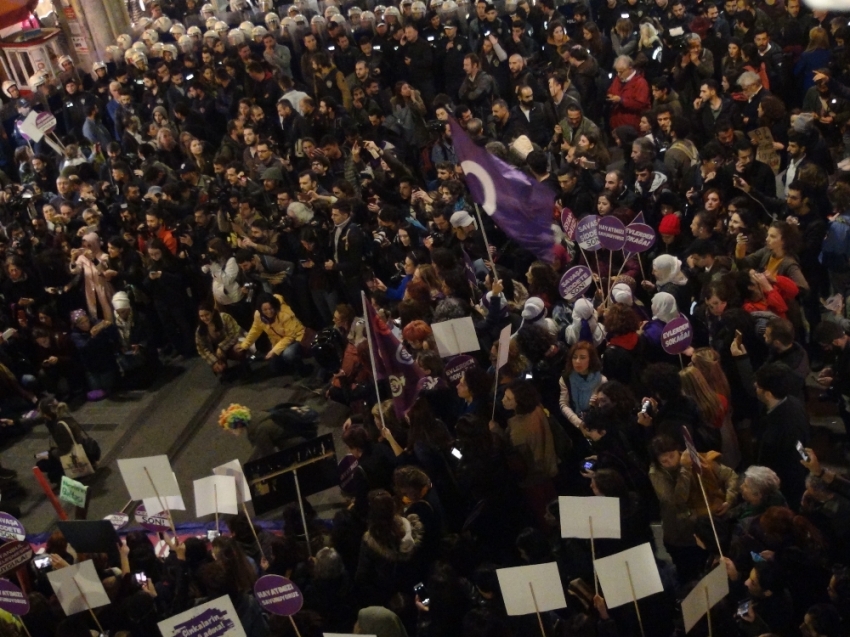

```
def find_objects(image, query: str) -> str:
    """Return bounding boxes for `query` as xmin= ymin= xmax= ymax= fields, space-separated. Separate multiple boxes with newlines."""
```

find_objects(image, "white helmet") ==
xmin=293 ymin=13 xmax=307 ymax=25
xmin=133 ymin=17 xmax=152 ymax=32
xmin=178 ymin=34 xmax=194 ymax=52
xmin=265 ymin=12 xmax=280 ymax=29
xmin=227 ymin=28 xmax=245 ymax=45
xmin=132 ymin=41 xmax=149 ymax=54
xmin=374 ymin=5 xmax=387 ymax=15
xmin=206 ymin=16 xmax=219 ymax=29
xmin=28 ymin=72 xmax=47 ymax=88
xmin=200 ymin=3 xmax=215 ymax=18
xmin=258 ymin=0 xmax=274 ymax=12
xmin=106 ymin=45 xmax=123 ymax=62
xmin=324 ymin=5 xmax=340 ymax=18
xmin=311 ymin=15 xmax=326 ymax=25
xmin=142 ymin=28 xmax=159 ymax=44
xmin=239 ymin=20 xmax=255 ymax=38
xmin=162 ymin=43 xmax=178 ymax=58
xmin=187 ymin=25 xmax=202 ymax=38
xmin=412 ymin=1 xmax=426 ymax=16
xmin=360 ymin=10 xmax=375 ymax=25
xmin=132 ymin=51 xmax=148 ymax=67
xmin=117 ymin=33 xmax=133 ymax=50
xmin=252 ymin=25 xmax=268 ymax=39
xmin=58 ymin=54 xmax=73 ymax=68
xmin=170 ymin=22 xmax=186 ymax=36
xmin=384 ymin=6 xmax=400 ymax=18
xmin=2 ymin=80 xmax=17 ymax=97
xmin=230 ymin=0 xmax=248 ymax=10
xmin=153 ymin=16 xmax=173 ymax=32
xmin=203 ymin=30 xmax=220 ymax=40
xmin=329 ymin=13 xmax=346 ymax=27
xmin=92 ymin=60 xmax=107 ymax=73
xmin=150 ymin=42 xmax=164 ymax=57
xmin=215 ymin=20 xmax=230 ymax=37
xmin=124 ymin=48 xmax=137 ymax=63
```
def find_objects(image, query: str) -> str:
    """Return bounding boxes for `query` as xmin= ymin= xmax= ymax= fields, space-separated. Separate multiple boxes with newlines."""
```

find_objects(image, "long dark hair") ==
xmin=207 ymin=237 xmax=233 ymax=262
xmin=367 ymin=489 xmax=402 ymax=550
xmin=147 ymin=238 xmax=179 ymax=270
xmin=196 ymin=297 xmax=223 ymax=336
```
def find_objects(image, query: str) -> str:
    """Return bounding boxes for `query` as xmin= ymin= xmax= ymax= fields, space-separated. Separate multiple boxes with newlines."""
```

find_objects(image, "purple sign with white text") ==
xmin=134 ymin=505 xmax=171 ymax=532
xmin=0 ymin=579 xmax=29 ymax=615
xmin=254 ymin=575 xmax=304 ymax=616
xmin=444 ymin=355 xmax=478 ymax=386
xmin=0 ymin=542 xmax=33 ymax=577
xmin=559 ymin=266 xmax=593 ymax=301
xmin=625 ymin=223 xmax=656 ymax=254
xmin=661 ymin=315 xmax=693 ymax=355
xmin=0 ymin=513 xmax=24 ymax=542
xmin=576 ymin=215 xmax=601 ymax=252
xmin=561 ymin=207 xmax=577 ymax=240
xmin=338 ymin=455 xmax=359 ymax=491
xmin=597 ymin=216 xmax=626 ymax=251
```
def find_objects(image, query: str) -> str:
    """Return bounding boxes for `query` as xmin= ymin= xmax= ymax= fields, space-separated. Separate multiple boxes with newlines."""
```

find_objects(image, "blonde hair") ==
xmin=680 ymin=366 xmax=725 ymax=428
xmin=691 ymin=347 xmax=731 ymax=400
xmin=806 ymin=26 xmax=829 ymax=51
xmin=639 ymin=23 xmax=660 ymax=48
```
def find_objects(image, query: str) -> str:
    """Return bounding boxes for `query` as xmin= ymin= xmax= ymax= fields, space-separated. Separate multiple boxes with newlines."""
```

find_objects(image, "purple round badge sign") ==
xmin=559 ymin=266 xmax=593 ymax=301
xmin=661 ymin=315 xmax=693 ymax=355
xmin=134 ymin=505 xmax=171 ymax=532
xmin=254 ymin=574 xmax=303 ymax=616
xmin=597 ymin=216 xmax=626 ymax=251
xmin=0 ymin=513 xmax=25 ymax=542
xmin=625 ymin=223 xmax=656 ymax=254
xmin=0 ymin=578 xmax=29 ymax=615
xmin=575 ymin=215 xmax=601 ymax=252
xmin=338 ymin=454 xmax=360 ymax=491
xmin=104 ymin=512 xmax=130 ymax=530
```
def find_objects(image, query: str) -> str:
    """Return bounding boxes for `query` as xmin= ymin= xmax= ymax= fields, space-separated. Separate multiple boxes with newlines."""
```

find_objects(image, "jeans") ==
xmin=268 ymin=342 xmax=305 ymax=376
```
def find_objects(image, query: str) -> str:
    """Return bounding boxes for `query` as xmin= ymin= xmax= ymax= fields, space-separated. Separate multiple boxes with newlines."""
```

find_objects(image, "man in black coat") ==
xmin=325 ymin=199 xmax=365 ymax=307
xmin=400 ymin=22 xmax=436 ymax=106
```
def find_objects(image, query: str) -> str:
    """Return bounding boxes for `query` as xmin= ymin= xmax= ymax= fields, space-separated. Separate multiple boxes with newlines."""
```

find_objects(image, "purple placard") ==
xmin=254 ymin=575 xmax=304 ymax=616
xmin=597 ymin=216 xmax=626 ymax=251
xmin=35 ymin=111 xmax=57 ymax=134
xmin=338 ymin=455 xmax=359 ymax=491
xmin=560 ymin=207 xmax=577 ymax=240
xmin=0 ymin=578 xmax=29 ymax=615
xmin=625 ymin=223 xmax=655 ymax=254
xmin=0 ymin=542 xmax=33 ymax=577
xmin=104 ymin=513 xmax=130 ymax=531
xmin=0 ymin=513 xmax=25 ymax=542
xmin=559 ymin=266 xmax=593 ymax=301
xmin=681 ymin=426 xmax=703 ymax=475
xmin=575 ymin=215 xmax=601 ymax=252
xmin=660 ymin=315 xmax=693 ymax=355
xmin=444 ymin=355 xmax=477 ymax=386
xmin=134 ymin=504 xmax=171 ymax=532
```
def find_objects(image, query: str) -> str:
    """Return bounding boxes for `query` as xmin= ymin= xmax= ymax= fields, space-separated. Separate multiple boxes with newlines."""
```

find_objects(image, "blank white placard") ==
xmin=559 ymin=496 xmax=621 ymax=539
xmin=593 ymin=543 xmax=663 ymax=609
xmin=194 ymin=475 xmax=239 ymax=518
xmin=496 ymin=562 xmax=567 ymax=616
xmin=681 ymin=564 xmax=729 ymax=632
xmin=496 ymin=324 xmax=512 ymax=369
xmin=214 ymin=459 xmax=252 ymax=503
xmin=47 ymin=560 xmax=110 ymax=616
xmin=432 ymin=317 xmax=480 ymax=357
xmin=117 ymin=455 xmax=182 ymax=501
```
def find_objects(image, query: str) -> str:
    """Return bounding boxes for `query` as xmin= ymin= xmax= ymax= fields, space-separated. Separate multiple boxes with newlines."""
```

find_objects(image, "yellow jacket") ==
xmin=243 ymin=295 xmax=305 ymax=355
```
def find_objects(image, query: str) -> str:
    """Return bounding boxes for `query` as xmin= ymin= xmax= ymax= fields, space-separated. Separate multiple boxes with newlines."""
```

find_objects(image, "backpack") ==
xmin=820 ymin=214 xmax=850 ymax=273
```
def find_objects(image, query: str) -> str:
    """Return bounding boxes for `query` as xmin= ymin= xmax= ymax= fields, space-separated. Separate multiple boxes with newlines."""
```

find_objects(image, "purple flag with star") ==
xmin=449 ymin=118 xmax=555 ymax=262
xmin=364 ymin=296 xmax=425 ymax=419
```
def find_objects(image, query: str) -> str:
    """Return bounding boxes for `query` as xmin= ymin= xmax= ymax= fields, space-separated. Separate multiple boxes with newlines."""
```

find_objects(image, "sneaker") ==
xmin=86 ymin=389 xmax=107 ymax=401
xmin=0 ymin=467 xmax=18 ymax=482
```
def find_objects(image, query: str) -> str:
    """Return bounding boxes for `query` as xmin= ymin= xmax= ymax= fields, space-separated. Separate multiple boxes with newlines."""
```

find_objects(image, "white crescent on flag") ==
xmin=460 ymin=160 xmax=498 ymax=215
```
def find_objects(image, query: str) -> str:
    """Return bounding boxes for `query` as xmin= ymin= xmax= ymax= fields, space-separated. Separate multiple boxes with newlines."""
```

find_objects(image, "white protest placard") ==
xmin=431 ymin=317 xmax=480 ymax=358
xmin=496 ymin=562 xmax=567 ymax=616
xmin=558 ymin=496 xmax=621 ymax=539
xmin=681 ymin=564 xmax=729 ymax=633
xmin=117 ymin=455 xmax=182 ymax=502
xmin=495 ymin=324 xmax=512 ymax=370
xmin=46 ymin=560 xmax=110 ymax=616
xmin=194 ymin=475 xmax=239 ymax=518
xmin=17 ymin=111 xmax=44 ymax=142
xmin=214 ymin=459 xmax=252 ymax=503
xmin=158 ymin=595 xmax=247 ymax=637
xmin=593 ymin=543 xmax=663 ymax=609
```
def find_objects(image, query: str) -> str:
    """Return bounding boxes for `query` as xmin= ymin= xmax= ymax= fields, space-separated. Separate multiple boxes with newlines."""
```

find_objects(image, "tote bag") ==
xmin=58 ymin=421 xmax=95 ymax=479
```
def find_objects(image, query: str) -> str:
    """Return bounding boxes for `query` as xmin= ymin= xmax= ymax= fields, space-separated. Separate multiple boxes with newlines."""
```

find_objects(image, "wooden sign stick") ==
xmin=143 ymin=467 xmax=177 ymax=536
xmin=625 ymin=561 xmax=645 ymax=637
xmin=695 ymin=472 xmax=724 ymax=559
xmin=528 ymin=582 xmax=546 ymax=637
xmin=214 ymin=484 xmax=219 ymax=534
xmin=20 ymin=621 xmax=33 ymax=637
xmin=705 ymin=586 xmax=712 ymax=637
xmin=589 ymin=516 xmax=598 ymax=596
xmin=288 ymin=615 xmax=303 ymax=637
xmin=241 ymin=501 xmax=267 ymax=562
xmin=72 ymin=578 xmax=104 ymax=635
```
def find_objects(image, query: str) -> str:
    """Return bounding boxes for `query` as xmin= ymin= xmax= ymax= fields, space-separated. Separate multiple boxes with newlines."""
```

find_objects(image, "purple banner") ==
xmin=559 ymin=266 xmax=593 ymax=301
xmin=561 ymin=207 xmax=577 ymax=240
xmin=598 ymin=216 xmax=626 ymax=251
xmin=625 ymin=223 xmax=655 ymax=254
xmin=254 ymin=575 xmax=304 ymax=616
xmin=575 ymin=215 xmax=601 ymax=252
xmin=0 ymin=578 xmax=29 ymax=615
xmin=134 ymin=505 xmax=171 ymax=532
xmin=338 ymin=455 xmax=359 ymax=491
xmin=172 ymin=607 xmax=237 ymax=636
xmin=0 ymin=513 xmax=24 ymax=542
xmin=444 ymin=355 xmax=478 ymax=386
xmin=0 ymin=542 xmax=33 ymax=577
xmin=661 ymin=315 xmax=693 ymax=355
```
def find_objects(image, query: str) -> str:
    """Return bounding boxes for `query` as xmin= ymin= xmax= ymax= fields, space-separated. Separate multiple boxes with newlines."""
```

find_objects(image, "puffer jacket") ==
xmin=243 ymin=295 xmax=305 ymax=355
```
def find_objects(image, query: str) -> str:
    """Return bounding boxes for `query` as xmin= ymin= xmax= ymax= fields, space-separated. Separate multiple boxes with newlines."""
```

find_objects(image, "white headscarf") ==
xmin=611 ymin=283 xmax=633 ymax=306
xmin=653 ymin=255 xmax=688 ymax=287
xmin=565 ymin=298 xmax=606 ymax=346
xmin=651 ymin=292 xmax=679 ymax=323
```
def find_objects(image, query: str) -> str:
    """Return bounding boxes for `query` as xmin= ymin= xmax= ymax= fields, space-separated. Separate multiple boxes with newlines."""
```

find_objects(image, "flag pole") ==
xmin=473 ymin=204 xmax=498 ymax=279
xmin=362 ymin=291 xmax=387 ymax=431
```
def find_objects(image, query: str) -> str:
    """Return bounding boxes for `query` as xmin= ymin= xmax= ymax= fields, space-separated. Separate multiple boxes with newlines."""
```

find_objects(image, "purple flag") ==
xmin=365 ymin=298 xmax=425 ymax=419
xmin=461 ymin=247 xmax=480 ymax=298
xmin=449 ymin=119 xmax=555 ymax=262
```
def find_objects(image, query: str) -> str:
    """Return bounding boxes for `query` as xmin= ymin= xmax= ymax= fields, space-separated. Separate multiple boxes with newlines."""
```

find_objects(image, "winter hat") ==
xmin=658 ymin=214 xmax=681 ymax=236
xmin=112 ymin=291 xmax=131 ymax=310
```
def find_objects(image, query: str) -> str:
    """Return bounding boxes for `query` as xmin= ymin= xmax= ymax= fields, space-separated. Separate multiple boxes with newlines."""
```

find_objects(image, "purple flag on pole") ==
xmin=365 ymin=300 xmax=425 ymax=419
xmin=449 ymin=118 xmax=555 ymax=262
xmin=461 ymin=247 xmax=480 ymax=297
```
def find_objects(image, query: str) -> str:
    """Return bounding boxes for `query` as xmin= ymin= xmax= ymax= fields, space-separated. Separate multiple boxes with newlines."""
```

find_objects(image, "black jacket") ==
xmin=757 ymin=396 xmax=810 ymax=509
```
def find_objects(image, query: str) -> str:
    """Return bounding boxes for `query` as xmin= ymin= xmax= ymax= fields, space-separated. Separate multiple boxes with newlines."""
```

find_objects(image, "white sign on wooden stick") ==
xmin=194 ymin=474 xmax=239 ymax=518
xmin=593 ymin=543 xmax=663 ymax=609
xmin=117 ymin=455 xmax=182 ymax=502
xmin=214 ymin=459 xmax=252 ymax=503
xmin=47 ymin=560 xmax=110 ymax=616
xmin=496 ymin=562 xmax=567 ymax=616
xmin=681 ymin=564 xmax=729 ymax=633
xmin=558 ymin=496 xmax=621 ymax=539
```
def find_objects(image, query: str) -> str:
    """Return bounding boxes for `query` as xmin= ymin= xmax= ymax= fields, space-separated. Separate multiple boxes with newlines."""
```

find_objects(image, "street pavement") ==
xmin=1 ymin=360 xmax=350 ymax=535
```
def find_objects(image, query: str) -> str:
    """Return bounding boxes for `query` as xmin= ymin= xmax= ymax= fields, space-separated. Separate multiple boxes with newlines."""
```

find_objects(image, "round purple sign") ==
xmin=0 ymin=513 xmax=25 ymax=542
xmin=104 ymin=513 xmax=130 ymax=530
xmin=0 ymin=578 xmax=29 ymax=615
xmin=624 ymin=223 xmax=656 ymax=254
xmin=661 ymin=315 xmax=693 ymax=355
xmin=560 ymin=207 xmax=577 ymax=240
xmin=338 ymin=454 xmax=360 ymax=491
xmin=34 ymin=111 xmax=57 ymax=134
xmin=254 ymin=575 xmax=303 ymax=616
xmin=559 ymin=266 xmax=593 ymax=301
xmin=575 ymin=215 xmax=601 ymax=252
xmin=597 ymin=216 xmax=626 ymax=251
xmin=444 ymin=355 xmax=478 ymax=387
xmin=134 ymin=505 xmax=171 ymax=532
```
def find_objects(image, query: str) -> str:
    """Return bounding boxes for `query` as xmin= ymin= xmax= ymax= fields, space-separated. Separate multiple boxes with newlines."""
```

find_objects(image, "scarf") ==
xmin=115 ymin=309 xmax=134 ymax=349
xmin=608 ymin=332 xmax=639 ymax=350
xmin=569 ymin=370 xmax=602 ymax=414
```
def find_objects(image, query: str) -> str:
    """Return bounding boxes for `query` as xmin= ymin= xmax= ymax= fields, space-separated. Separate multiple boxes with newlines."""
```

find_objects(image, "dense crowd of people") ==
xmin=2 ymin=0 xmax=850 ymax=634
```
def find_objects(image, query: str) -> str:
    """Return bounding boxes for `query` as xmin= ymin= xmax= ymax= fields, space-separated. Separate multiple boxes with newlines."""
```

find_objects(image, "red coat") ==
xmin=607 ymin=72 xmax=651 ymax=131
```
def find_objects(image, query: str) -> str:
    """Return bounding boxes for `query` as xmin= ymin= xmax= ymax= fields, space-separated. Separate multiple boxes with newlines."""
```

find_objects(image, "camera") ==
xmin=428 ymin=231 xmax=444 ymax=247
